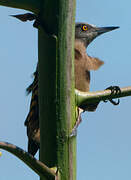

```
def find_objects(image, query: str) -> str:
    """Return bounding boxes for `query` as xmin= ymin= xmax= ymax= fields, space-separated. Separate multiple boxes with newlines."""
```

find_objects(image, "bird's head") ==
xmin=75 ymin=23 xmax=119 ymax=47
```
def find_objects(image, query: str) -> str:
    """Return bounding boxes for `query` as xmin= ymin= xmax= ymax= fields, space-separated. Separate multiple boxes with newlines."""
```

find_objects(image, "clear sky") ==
xmin=0 ymin=0 xmax=131 ymax=180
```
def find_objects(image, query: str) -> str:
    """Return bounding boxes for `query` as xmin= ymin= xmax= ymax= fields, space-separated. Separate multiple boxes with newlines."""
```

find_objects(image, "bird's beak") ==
xmin=96 ymin=26 xmax=119 ymax=35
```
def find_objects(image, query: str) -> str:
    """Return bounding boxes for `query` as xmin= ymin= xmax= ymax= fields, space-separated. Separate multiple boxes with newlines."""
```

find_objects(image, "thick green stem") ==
xmin=0 ymin=0 xmax=76 ymax=179
xmin=76 ymin=86 xmax=131 ymax=107
xmin=0 ymin=0 xmax=40 ymax=14
xmin=57 ymin=0 xmax=76 ymax=179
xmin=38 ymin=0 xmax=76 ymax=180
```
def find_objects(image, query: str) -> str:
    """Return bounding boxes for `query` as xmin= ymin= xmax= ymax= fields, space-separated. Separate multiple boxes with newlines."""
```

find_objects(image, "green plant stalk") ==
xmin=38 ymin=0 xmax=76 ymax=179
xmin=0 ymin=0 xmax=76 ymax=179
xmin=0 ymin=0 xmax=131 ymax=179
xmin=0 ymin=0 xmax=40 ymax=14
xmin=57 ymin=0 xmax=76 ymax=179
xmin=0 ymin=142 xmax=56 ymax=179
xmin=76 ymin=86 xmax=131 ymax=107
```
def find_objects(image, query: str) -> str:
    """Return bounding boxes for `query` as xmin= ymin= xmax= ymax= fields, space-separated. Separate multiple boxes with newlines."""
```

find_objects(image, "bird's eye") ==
xmin=82 ymin=25 xmax=88 ymax=31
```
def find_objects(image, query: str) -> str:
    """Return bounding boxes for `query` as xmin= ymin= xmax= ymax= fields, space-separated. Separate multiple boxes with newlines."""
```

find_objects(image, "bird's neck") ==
xmin=75 ymin=38 xmax=93 ymax=48
xmin=75 ymin=39 xmax=104 ymax=70
xmin=75 ymin=40 xmax=87 ymax=59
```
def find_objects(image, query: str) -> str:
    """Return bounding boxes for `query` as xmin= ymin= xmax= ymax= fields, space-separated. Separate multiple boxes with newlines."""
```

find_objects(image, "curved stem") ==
xmin=0 ymin=142 xmax=56 ymax=179
xmin=76 ymin=86 xmax=131 ymax=107
xmin=0 ymin=0 xmax=41 ymax=14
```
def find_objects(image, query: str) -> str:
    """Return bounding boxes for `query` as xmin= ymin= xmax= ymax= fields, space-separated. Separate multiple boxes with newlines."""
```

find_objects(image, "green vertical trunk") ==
xmin=38 ymin=0 xmax=76 ymax=179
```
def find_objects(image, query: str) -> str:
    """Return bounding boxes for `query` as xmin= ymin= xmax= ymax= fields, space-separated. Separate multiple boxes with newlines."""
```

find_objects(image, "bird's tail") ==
xmin=25 ymin=65 xmax=40 ymax=156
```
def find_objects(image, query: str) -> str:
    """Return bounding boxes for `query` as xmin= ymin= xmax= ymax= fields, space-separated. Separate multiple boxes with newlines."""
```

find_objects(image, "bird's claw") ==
xmin=109 ymin=99 xmax=120 ymax=105
xmin=70 ymin=108 xmax=83 ymax=137
xmin=103 ymin=86 xmax=121 ymax=105
xmin=70 ymin=128 xmax=77 ymax=137
xmin=105 ymin=86 xmax=121 ymax=95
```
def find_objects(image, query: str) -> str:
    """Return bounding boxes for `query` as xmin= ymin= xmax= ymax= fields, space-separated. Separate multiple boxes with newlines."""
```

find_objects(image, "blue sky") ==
xmin=0 ymin=0 xmax=131 ymax=180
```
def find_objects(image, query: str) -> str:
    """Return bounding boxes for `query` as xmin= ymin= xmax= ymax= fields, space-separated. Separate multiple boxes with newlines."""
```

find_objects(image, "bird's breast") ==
xmin=75 ymin=61 xmax=90 ymax=92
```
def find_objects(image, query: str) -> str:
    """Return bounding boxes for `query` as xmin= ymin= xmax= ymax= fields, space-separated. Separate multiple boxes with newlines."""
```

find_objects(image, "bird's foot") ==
xmin=70 ymin=108 xmax=84 ymax=137
xmin=104 ymin=86 xmax=121 ymax=105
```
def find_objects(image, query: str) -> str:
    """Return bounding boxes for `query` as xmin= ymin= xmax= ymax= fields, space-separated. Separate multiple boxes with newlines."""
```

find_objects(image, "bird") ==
xmin=11 ymin=13 xmax=119 ymax=155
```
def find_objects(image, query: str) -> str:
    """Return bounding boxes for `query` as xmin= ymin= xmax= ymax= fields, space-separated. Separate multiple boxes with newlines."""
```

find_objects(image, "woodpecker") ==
xmin=12 ymin=13 xmax=119 ymax=155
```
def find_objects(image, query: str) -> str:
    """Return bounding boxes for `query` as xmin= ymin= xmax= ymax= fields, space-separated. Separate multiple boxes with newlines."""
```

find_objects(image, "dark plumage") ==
xmin=24 ymin=21 xmax=119 ymax=155
xmin=25 ymin=67 xmax=39 ymax=156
